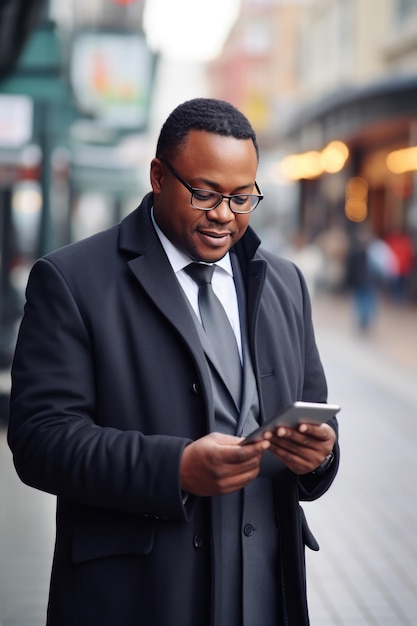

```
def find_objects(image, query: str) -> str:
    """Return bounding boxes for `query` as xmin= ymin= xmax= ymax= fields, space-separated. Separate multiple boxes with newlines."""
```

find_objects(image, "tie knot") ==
xmin=185 ymin=263 xmax=215 ymax=286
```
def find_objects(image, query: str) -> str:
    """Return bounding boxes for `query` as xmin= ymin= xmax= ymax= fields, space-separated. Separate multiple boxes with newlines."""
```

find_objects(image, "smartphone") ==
xmin=240 ymin=401 xmax=340 ymax=445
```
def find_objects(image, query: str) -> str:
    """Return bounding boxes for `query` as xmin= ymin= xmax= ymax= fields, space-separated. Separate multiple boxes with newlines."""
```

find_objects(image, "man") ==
xmin=8 ymin=98 xmax=339 ymax=626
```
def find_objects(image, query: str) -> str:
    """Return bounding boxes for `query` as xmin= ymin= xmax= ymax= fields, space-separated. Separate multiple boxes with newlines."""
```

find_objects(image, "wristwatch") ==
xmin=311 ymin=451 xmax=334 ymax=476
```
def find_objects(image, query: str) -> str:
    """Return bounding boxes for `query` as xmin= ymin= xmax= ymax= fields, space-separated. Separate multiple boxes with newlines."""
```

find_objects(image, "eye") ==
xmin=231 ymin=195 xmax=251 ymax=206
xmin=192 ymin=189 xmax=219 ymax=202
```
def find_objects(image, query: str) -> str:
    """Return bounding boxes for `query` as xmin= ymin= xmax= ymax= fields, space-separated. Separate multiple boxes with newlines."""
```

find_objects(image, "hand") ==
xmin=180 ymin=432 xmax=270 ymax=496
xmin=265 ymin=422 xmax=336 ymax=475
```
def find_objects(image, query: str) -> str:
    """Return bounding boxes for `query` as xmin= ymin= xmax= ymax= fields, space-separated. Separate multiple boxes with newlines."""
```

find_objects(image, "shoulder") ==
xmin=236 ymin=226 xmax=302 ymax=285
xmin=256 ymin=245 xmax=304 ymax=287
xmin=42 ymin=194 xmax=153 ymax=272
xmin=252 ymin=246 xmax=314 ymax=323
xmin=46 ymin=225 xmax=120 ymax=269
xmin=25 ymin=225 xmax=123 ymax=309
xmin=41 ymin=199 xmax=151 ymax=275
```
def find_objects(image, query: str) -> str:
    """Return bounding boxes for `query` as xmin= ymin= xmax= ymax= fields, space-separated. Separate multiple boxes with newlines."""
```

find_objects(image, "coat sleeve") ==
xmin=8 ymin=258 xmax=193 ymax=521
xmin=294 ymin=263 xmax=340 ymax=501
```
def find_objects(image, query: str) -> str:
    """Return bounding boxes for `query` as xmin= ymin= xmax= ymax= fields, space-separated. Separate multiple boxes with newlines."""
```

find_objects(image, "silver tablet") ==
xmin=240 ymin=401 xmax=340 ymax=445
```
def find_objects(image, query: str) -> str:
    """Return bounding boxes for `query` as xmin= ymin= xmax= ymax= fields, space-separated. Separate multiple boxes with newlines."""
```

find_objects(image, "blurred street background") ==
xmin=0 ymin=0 xmax=417 ymax=624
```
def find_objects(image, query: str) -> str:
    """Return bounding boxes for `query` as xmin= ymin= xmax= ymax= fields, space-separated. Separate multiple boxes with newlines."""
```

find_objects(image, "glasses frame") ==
xmin=159 ymin=157 xmax=263 ymax=214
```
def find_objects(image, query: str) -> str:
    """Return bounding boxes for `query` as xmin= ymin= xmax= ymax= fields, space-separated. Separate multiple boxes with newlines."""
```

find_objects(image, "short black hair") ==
xmin=155 ymin=98 xmax=259 ymax=162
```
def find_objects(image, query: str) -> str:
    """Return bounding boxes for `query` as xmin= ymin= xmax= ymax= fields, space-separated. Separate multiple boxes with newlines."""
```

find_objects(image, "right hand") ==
xmin=180 ymin=432 xmax=270 ymax=496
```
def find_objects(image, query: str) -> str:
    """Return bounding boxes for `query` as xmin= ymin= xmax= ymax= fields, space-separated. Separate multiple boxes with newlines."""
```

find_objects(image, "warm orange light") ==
xmin=345 ymin=176 xmax=368 ymax=222
xmin=346 ymin=176 xmax=368 ymax=200
xmin=320 ymin=141 xmax=349 ymax=173
xmin=386 ymin=146 xmax=417 ymax=174
xmin=279 ymin=151 xmax=322 ymax=180
xmin=345 ymin=198 xmax=367 ymax=222
xmin=278 ymin=141 xmax=349 ymax=181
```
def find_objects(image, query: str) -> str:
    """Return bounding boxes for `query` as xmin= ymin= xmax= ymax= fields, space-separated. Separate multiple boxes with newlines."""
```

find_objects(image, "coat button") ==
xmin=243 ymin=524 xmax=255 ymax=537
xmin=192 ymin=382 xmax=200 ymax=395
xmin=193 ymin=534 xmax=204 ymax=548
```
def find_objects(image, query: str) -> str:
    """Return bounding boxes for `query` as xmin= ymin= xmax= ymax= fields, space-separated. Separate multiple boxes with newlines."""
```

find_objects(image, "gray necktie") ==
xmin=185 ymin=263 xmax=242 ymax=406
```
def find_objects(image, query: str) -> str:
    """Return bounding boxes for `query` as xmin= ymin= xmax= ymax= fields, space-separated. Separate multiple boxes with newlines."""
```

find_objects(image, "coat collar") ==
xmin=119 ymin=192 xmax=156 ymax=257
xmin=119 ymin=193 xmax=196 ymax=338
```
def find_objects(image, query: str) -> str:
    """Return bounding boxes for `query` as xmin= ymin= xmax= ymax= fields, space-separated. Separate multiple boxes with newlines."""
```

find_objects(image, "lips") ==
xmin=198 ymin=229 xmax=231 ymax=247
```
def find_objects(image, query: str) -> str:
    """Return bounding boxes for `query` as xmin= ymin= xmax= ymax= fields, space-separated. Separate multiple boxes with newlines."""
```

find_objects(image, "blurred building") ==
xmin=286 ymin=0 xmax=417 ymax=243
xmin=210 ymin=0 xmax=417 ymax=298
xmin=208 ymin=0 xmax=307 ymax=251
xmin=0 ymin=0 xmax=157 ymax=385
xmin=209 ymin=0 xmax=304 ymax=146
xmin=49 ymin=0 xmax=156 ymax=233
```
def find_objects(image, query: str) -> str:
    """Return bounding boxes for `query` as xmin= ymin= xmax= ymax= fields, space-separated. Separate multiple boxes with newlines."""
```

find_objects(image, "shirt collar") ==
xmin=151 ymin=207 xmax=233 ymax=277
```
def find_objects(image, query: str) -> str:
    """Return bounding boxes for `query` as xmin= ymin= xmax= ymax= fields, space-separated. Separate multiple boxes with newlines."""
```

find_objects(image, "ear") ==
xmin=150 ymin=158 xmax=164 ymax=193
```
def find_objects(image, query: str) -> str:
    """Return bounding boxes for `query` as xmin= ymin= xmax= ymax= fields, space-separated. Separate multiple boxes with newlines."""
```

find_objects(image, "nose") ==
xmin=206 ymin=197 xmax=234 ymax=221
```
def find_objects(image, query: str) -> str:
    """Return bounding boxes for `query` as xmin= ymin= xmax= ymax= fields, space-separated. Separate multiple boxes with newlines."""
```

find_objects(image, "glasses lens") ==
xmin=191 ymin=189 xmax=223 ymax=210
xmin=230 ymin=195 xmax=259 ymax=213
xmin=191 ymin=189 xmax=262 ymax=213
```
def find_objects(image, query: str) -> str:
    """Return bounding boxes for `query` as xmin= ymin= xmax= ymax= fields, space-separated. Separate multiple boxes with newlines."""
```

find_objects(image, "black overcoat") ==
xmin=8 ymin=193 xmax=339 ymax=625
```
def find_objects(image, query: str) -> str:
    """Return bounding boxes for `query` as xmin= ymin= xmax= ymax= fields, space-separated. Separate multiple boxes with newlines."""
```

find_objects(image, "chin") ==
xmin=194 ymin=250 xmax=229 ymax=263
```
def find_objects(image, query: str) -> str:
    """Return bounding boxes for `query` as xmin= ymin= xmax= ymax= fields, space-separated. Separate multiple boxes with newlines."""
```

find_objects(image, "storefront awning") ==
xmin=284 ymin=74 xmax=417 ymax=151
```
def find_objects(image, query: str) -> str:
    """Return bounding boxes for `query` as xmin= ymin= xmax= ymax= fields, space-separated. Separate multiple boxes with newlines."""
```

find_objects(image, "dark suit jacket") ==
xmin=8 ymin=193 xmax=339 ymax=626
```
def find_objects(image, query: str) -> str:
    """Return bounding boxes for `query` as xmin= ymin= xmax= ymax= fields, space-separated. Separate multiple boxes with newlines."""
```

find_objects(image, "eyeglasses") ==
xmin=159 ymin=157 xmax=263 ymax=214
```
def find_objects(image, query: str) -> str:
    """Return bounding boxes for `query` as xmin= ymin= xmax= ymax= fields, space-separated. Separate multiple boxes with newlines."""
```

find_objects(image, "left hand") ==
xmin=265 ymin=422 xmax=336 ymax=475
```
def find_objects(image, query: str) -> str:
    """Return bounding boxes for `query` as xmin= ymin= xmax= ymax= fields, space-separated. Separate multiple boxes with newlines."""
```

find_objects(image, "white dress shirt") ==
xmin=151 ymin=209 xmax=242 ymax=359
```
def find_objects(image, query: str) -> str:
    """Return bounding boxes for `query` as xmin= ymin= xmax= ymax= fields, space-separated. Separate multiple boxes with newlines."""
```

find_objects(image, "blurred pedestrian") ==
xmin=345 ymin=225 xmax=387 ymax=331
xmin=8 ymin=98 xmax=339 ymax=626
xmin=385 ymin=229 xmax=414 ymax=304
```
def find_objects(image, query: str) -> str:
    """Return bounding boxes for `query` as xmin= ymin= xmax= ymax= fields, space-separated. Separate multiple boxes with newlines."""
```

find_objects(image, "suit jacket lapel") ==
xmin=231 ymin=253 xmax=260 ymax=436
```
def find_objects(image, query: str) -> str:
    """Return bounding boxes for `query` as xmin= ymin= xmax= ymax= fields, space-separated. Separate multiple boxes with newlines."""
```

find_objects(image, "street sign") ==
xmin=70 ymin=31 xmax=155 ymax=130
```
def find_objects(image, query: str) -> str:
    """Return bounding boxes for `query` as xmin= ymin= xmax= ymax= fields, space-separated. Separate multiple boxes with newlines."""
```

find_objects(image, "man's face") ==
xmin=151 ymin=130 xmax=259 ymax=263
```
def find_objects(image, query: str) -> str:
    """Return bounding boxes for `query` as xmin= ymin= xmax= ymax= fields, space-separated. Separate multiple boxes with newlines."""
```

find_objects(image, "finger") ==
xmin=275 ymin=423 xmax=334 ymax=444
xmin=268 ymin=445 xmax=314 ymax=474
xmin=270 ymin=429 xmax=330 ymax=460
xmin=210 ymin=432 xmax=271 ymax=453
xmin=272 ymin=426 xmax=315 ymax=449
xmin=269 ymin=437 xmax=328 ymax=473
xmin=202 ymin=437 xmax=269 ymax=474
xmin=223 ymin=440 xmax=270 ymax=466
xmin=298 ymin=423 xmax=336 ymax=443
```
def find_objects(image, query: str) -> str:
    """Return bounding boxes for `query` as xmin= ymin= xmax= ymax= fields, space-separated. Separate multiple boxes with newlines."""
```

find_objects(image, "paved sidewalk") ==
xmin=305 ymin=291 xmax=417 ymax=625
xmin=312 ymin=291 xmax=416 ymax=374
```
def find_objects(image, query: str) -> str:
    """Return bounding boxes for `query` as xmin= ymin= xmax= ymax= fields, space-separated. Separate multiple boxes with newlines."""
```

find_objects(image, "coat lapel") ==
xmin=119 ymin=196 xmax=215 ymax=424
